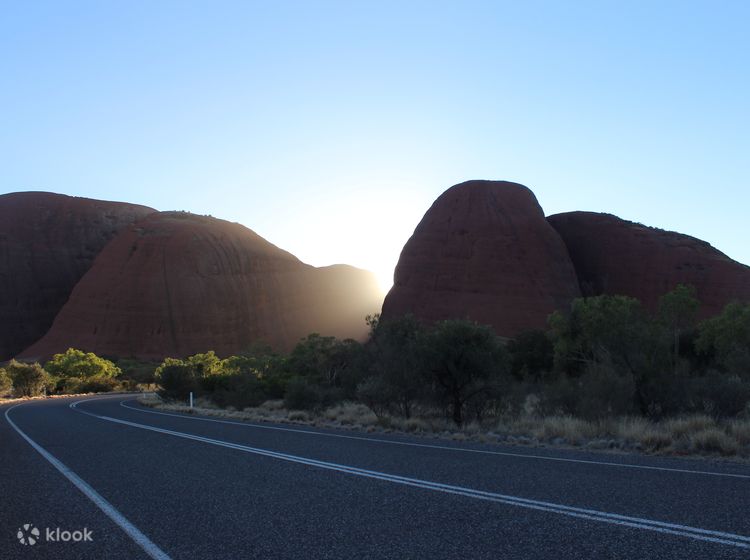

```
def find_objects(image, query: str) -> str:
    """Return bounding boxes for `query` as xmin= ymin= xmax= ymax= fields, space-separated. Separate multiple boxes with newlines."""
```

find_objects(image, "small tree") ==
xmin=6 ymin=360 xmax=51 ymax=397
xmin=0 ymin=367 xmax=12 ymax=396
xmin=287 ymin=334 xmax=339 ymax=384
xmin=422 ymin=320 xmax=510 ymax=426
xmin=549 ymin=295 xmax=666 ymax=415
xmin=154 ymin=358 xmax=200 ymax=400
xmin=364 ymin=314 xmax=427 ymax=418
xmin=185 ymin=351 xmax=225 ymax=376
xmin=658 ymin=284 xmax=700 ymax=374
xmin=696 ymin=302 xmax=750 ymax=376
xmin=45 ymin=348 xmax=121 ymax=379
xmin=286 ymin=335 xmax=364 ymax=405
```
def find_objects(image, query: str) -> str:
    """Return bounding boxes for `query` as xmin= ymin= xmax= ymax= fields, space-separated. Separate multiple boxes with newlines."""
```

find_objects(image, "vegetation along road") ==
xmin=2 ymin=394 xmax=749 ymax=559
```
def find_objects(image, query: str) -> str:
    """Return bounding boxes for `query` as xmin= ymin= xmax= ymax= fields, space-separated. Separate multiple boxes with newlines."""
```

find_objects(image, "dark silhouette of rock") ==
xmin=19 ymin=212 xmax=383 ymax=360
xmin=380 ymin=180 xmax=581 ymax=337
xmin=0 ymin=192 xmax=155 ymax=360
xmin=547 ymin=211 xmax=750 ymax=318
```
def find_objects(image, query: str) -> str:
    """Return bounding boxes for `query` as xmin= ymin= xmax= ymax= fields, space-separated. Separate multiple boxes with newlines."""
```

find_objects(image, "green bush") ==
xmin=155 ymin=358 xmax=200 ymax=400
xmin=696 ymin=302 xmax=750 ymax=376
xmin=283 ymin=376 xmax=343 ymax=411
xmin=542 ymin=364 xmax=635 ymax=419
xmin=116 ymin=358 xmax=159 ymax=387
xmin=284 ymin=377 xmax=321 ymax=410
xmin=355 ymin=375 xmax=394 ymax=417
xmin=211 ymin=372 xmax=268 ymax=409
xmin=287 ymin=335 xmax=366 ymax=398
xmin=45 ymin=348 xmax=121 ymax=379
xmin=684 ymin=374 xmax=750 ymax=417
xmin=6 ymin=360 xmax=51 ymax=397
xmin=422 ymin=319 xmax=511 ymax=426
xmin=508 ymin=330 xmax=554 ymax=381
xmin=574 ymin=364 xmax=635 ymax=419
xmin=365 ymin=314 xmax=427 ymax=418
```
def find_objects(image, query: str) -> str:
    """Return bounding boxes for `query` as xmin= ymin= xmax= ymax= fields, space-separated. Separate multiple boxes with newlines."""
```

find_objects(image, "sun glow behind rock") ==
xmin=259 ymin=183 xmax=427 ymax=302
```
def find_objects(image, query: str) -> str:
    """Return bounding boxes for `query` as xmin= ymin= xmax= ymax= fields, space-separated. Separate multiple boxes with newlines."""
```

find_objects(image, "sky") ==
xmin=2 ymin=1 xmax=748 ymax=293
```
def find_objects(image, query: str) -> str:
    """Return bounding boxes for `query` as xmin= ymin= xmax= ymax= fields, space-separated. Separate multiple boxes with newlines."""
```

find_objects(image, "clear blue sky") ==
xmin=2 ymin=1 xmax=748 ymax=291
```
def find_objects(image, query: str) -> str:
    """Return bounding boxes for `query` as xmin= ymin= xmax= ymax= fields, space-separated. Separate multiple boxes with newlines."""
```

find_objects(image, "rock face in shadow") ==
xmin=380 ymin=180 xmax=581 ymax=337
xmin=19 ymin=212 xmax=383 ymax=360
xmin=0 ymin=192 xmax=155 ymax=360
xmin=547 ymin=211 xmax=750 ymax=318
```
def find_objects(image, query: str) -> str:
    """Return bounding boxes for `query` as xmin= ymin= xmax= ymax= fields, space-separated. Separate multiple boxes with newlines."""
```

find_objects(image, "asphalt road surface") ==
xmin=2 ymin=394 xmax=749 ymax=559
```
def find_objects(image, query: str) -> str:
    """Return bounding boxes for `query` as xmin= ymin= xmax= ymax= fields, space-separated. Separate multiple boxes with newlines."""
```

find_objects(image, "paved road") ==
xmin=2 ymin=395 xmax=749 ymax=559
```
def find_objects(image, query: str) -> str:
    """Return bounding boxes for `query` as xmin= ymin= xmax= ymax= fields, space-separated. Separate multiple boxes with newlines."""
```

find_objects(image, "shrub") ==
xmin=155 ymin=358 xmax=200 ymax=400
xmin=366 ymin=314 xmax=428 ymax=418
xmin=60 ymin=375 xmax=120 ymax=394
xmin=284 ymin=377 xmax=322 ymax=410
xmin=662 ymin=415 xmax=715 ymax=439
xmin=422 ymin=319 xmax=511 ymax=426
xmin=283 ymin=376 xmax=343 ymax=411
xmin=288 ymin=410 xmax=310 ymax=422
xmin=532 ymin=415 xmax=597 ymax=444
xmin=575 ymin=364 xmax=635 ymax=419
xmin=77 ymin=375 xmax=120 ymax=393
xmin=728 ymin=420 xmax=750 ymax=446
xmin=696 ymin=302 xmax=750 ymax=375
xmin=690 ymin=428 xmax=740 ymax=456
xmin=507 ymin=330 xmax=554 ymax=381
xmin=0 ymin=368 xmax=12 ymax=396
xmin=287 ymin=335 xmax=366 ymax=399
xmin=687 ymin=374 xmax=750 ymax=417
xmin=542 ymin=364 xmax=635 ymax=419
xmin=116 ymin=358 xmax=159 ymax=387
xmin=323 ymin=402 xmax=378 ymax=426
xmin=45 ymin=348 xmax=121 ymax=379
xmin=6 ymin=360 xmax=51 ymax=397
xmin=540 ymin=376 xmax=580 ymax=416
xmin=638 ymin=427 xmax=673 ymax=451
xmin=355 ymin=375 xmax=396 ymax=417
xmin=211 ymin=372 xmax=268 ymax=409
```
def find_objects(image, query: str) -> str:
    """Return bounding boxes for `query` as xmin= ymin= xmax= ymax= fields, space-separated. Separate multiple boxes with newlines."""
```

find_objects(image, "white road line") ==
xmin=71 ymin=400 xmax=750 ymax=549
xmin=5 ymin=403 xmax=172 ymax=560
xmin=116 ymin=398 xmax=750 ymax=480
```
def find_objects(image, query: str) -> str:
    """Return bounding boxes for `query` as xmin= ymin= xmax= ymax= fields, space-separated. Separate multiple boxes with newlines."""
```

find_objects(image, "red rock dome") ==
xmin=547 ymin=211 xmax=750 ymax=318
xmin=381 ymin=180 xmax=581 ymax=337
xmin=0 ymin=192 xmax=155 ymax=360
xmin=19 ymin=211 xmax=382 ymax=360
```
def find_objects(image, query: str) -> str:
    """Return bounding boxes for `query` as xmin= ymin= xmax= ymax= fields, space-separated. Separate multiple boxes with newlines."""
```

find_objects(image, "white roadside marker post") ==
xmin=189 ymin=392 xmax=193 ymax=409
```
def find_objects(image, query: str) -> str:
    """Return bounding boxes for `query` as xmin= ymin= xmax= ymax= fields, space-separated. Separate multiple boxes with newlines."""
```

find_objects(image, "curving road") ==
xmin=2 ymin=394 xmax=749 ymax=559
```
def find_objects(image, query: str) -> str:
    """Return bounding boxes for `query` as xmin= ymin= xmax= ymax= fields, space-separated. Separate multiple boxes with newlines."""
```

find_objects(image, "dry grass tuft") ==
xmin=637 ymin=427 xmax=673 ymax=451
xmin=614 ymin=417 xmax=652 ymax=442
xmin=690 ymin=428 xmax=740 ymax=456
xmin=532 ymin=415 xmax=598 ymax=443
xmin=728 ymin=420 xmax=750 ymax=446
xmin=288 ymin=410 xmax=310 ymax=422
xmin=260 ymin=399 xmax=285 ymax=411
xmin=663 ymin=415 xmax=716 ymax=439
xmin=322 ymin=402 xmax=378 ymax=426
xmin=403 ymin=417 xmax=429 ymax=433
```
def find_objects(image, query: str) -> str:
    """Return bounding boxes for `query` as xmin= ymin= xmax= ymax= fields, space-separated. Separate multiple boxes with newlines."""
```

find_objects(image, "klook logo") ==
xmin=17 ymin=524 xmax=40 ymax=546
xmin=15 ymin=524 xmax=93 ymax=545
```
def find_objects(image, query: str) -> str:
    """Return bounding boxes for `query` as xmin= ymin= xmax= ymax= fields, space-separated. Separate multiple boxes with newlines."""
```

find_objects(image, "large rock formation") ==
xmin=380 ymin=180 xmax=581 ymax=337
xmin=0 ymin=192 xmax=155 ymax=360
xmin=547 ymin=211 xmax=750 ymax=318
xmin=19 ymin=212 xmax=383 ymax=360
